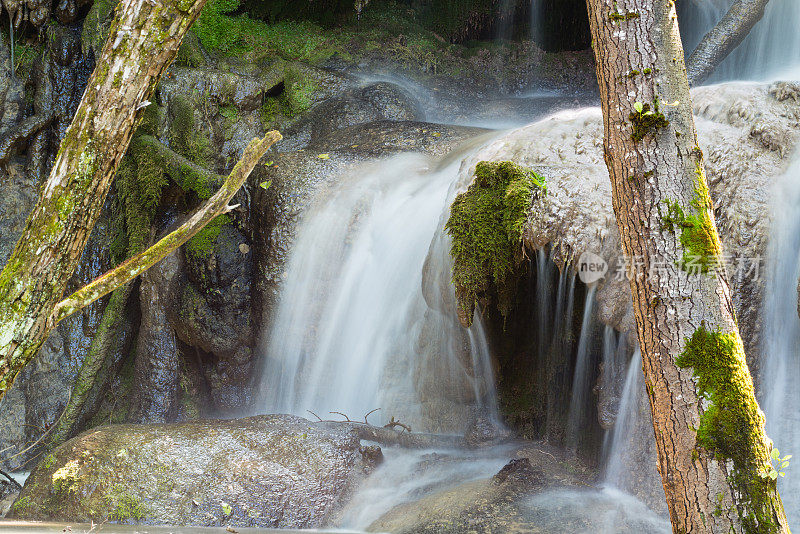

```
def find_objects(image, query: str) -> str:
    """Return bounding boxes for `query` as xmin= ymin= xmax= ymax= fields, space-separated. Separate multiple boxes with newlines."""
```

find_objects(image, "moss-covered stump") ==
xmin=445 ymin=161 xmax=546 ymax=327
xmin=10 ymin=415 xmax=372 ymax=527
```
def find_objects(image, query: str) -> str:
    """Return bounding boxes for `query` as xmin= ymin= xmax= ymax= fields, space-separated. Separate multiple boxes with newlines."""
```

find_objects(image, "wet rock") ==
xmin=285 ymin=82 xmax=422 ymax=150
xmin=129 ymin=250 xmax=182 ymax=423
xmin=359 ymin=445 xmax=384 ymax=471
xmin=368 ymin=444 xmax=583 ymax=534
xmin=464 ymin=412 xmax=512 ymax=447
xmin=11 ymin=415 xmax=370 ymax=528
xmin=169 ymin=224 xmax=255 ymax=413
xmin=492 ymin=458 xmax=543 ymax=487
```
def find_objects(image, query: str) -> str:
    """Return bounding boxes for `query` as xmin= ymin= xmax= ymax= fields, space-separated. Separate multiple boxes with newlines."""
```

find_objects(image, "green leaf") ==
xmin=770 ymin=469 xmax=779 ymax=480
xmin=259 ymin=179 xmax=272 ymax=190
xmin=221 ymin=501 xmax=232 ymax=516
xmin=633 ymin=102 xmax=644 ymax=113
xmin=772 ymin=448 xmax=781 ymax=460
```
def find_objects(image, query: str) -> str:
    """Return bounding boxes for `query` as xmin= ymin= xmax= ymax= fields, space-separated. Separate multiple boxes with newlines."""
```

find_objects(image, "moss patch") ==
xmin=629 ymin=101 xmax=669 ymax=142
xmin=660 ymin=165 xmax=722 ymax=274
xmin=445 ymin=161 xmax=545 ymax=326
xmin=105 ymin=486 xmax=147 ymax=522
xmin=186 ymin=214 xmax=231 ymax=259
xmin=676 ymin=324 xmax=782 ymax=532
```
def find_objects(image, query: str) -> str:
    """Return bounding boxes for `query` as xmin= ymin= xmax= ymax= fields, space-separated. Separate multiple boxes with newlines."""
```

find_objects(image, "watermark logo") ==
xmin=578 ymin=251 xmax=608 ymax=284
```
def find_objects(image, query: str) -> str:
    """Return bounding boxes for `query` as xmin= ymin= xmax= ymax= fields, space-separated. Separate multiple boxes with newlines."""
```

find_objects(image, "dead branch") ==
xmin=50 ymin=131 xmax=281 ymax=325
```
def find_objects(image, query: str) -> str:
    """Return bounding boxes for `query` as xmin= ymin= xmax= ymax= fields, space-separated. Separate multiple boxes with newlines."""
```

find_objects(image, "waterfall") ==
xmin=565 ymin=284 xmax=598 ymax=449
xmin=604 ymin=349 xmax=643 ymax=488
xmin=760 ymin=156 xmax=800 ymax=529
xmin=680 ymin=0 xmax=800 ymax=82
xmin=257 ymin=151 xmax=500 ymax=432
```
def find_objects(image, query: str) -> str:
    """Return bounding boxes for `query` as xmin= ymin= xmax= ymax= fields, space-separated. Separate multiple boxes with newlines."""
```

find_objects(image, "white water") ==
xmin=760 ymin=156 xmax=800 ymax=529
xmin=523 ymin=487 xmax=670 ymax=533
xmin=565 ymin=285 xmax=597 ymax=449
xmin=682 ymin=0 xmax=800 ymax=82
xmin=604 ymin=349 xmax=643 ymax=489
xmin=258 ymin=151 xmax=500 ymax=432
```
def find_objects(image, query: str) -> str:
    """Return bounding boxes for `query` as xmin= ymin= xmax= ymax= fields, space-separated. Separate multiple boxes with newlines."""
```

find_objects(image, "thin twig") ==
xmin=306 ymin=410 xmax=323 ymax=422
xmin=364 ymin=408 xmax=380 ymax=425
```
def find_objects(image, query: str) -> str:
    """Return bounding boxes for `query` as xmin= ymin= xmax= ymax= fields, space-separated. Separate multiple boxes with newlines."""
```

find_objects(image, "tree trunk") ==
xmin=585 ymin=0 xmax=790 ymax=532
xmin=0 ymin=0 xmax=208 ymax=399
xmin=686 ymin=0 xmax=771 ymax=86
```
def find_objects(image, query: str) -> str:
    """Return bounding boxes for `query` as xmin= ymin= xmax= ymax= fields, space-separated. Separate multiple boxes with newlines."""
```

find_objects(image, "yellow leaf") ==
xmin=318 ymin=153 xmax=330 ymax=160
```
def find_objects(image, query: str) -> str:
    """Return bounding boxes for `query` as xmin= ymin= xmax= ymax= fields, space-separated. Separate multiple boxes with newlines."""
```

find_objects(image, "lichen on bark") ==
xmin=660 ymin=163 xmax=722 ymax=273
xmin=445 ymin=160 xmax=545 ymax=326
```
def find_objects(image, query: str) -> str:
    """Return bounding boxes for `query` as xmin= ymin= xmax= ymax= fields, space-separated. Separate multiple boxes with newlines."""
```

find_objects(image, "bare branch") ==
xmin=51 ymin=131 xmax=281 ymax=324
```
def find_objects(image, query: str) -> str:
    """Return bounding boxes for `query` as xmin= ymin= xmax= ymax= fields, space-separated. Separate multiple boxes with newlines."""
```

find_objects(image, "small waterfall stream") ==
xmin=258 ymin=150 xmax=500 ymax=432
xmin=760 ymin=156 xmax=800 ymax=528
xmin=565 ymin=285 xmax=598 ymax=450
xmin=604 ymin=349 xmax=643 ymax=488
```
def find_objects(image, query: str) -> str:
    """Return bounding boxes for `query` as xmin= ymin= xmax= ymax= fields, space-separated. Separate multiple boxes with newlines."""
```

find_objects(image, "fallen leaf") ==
xmin=318 ymin=153 xmax=330 ymax=160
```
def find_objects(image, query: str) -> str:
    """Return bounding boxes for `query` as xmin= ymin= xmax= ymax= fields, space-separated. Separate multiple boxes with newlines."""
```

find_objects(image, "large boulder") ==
xmin=11 ymin=415 xmax=376 ymax=528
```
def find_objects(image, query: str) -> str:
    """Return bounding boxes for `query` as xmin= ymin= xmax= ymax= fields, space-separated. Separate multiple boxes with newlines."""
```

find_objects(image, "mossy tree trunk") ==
xmin=685 ymin=0 xmax=771 ymax=85
xmin=586 ymin=0 xmax=789 ymax=532
xmin=0 ymin=0 xmax=210 ymax=400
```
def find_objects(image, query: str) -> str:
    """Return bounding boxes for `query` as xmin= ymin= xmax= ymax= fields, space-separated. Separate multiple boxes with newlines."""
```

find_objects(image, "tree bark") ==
xmin=585 ymin=0 xmax=789 ymax=532
xmin=686 ymin=0 xmax=770 ymax=86
xmin=0 ymin=0 xmax=209 ymax=399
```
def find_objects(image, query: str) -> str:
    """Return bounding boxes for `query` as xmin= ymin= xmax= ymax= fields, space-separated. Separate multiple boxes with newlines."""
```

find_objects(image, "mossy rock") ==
xmin=445 ymin=161 xmax=546 ymax=326
xmin=10 ymin=415 xmax=370 ymax=527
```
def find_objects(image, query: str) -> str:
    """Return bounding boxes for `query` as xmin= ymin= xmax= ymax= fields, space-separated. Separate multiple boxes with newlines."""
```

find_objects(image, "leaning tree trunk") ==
xmin=686 ymin=0 xmax=771 ymax=86
xmin=585 ymin=0 xmax=790 ymax=532
xmin=0 ymin=0 xmax=209 ymax=399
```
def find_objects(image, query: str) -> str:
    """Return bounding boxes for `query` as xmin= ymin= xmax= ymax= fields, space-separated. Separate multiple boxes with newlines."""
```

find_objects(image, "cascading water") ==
xmin=680 ymin=0 xmax=800 ymax=82
xmin=258 ymin=150 xmax=500 ymax=432
xmin=760 ymin=156 xmax=800 ymax=529
xmin=565 ymin=285 xmax=598 ymax=450
xmin=604 ymin=349 xmax=643 ymax=488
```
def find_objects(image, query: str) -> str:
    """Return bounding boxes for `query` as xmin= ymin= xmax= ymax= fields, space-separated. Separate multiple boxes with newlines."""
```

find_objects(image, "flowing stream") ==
xmin=760 ymin=156 xmax=800 ymax=529
xmin=258 ymin=149 xmax=501 ymax=432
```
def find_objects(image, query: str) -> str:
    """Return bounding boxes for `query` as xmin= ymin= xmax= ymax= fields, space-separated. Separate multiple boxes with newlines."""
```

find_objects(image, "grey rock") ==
xmin=12 ymin=415 xmax=372 ymax=528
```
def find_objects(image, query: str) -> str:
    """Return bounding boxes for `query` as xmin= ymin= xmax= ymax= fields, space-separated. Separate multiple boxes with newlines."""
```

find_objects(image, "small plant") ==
xmin=221 ymin=501 xmax=233 ymax=517
xmin=761 ymin=447 xmax=791 ymax=480
xmin=629 ymin=100 xmax=669 ymax=141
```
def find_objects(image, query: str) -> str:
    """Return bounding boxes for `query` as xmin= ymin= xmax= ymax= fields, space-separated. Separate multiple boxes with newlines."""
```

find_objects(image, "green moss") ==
xmin=629 ymin=101 xmax=669 ymax=142
xmin=676 ymin=324 xmax=781 ymax=533
xmin=11 ymin=496 xmax=32 ymax=515
xmin=105 ymin=486 xmax=147 ymax=522
xmin=609 ymin=11 xmax=640 ymax=22
xmin=660 ymin=165 xmax=722 ymax=274
xmin=186 ymin=215 xmax=231 ymax=259
xmin=259 ymin=98 xmax=280 ymax=127
xmin=281 ymin=66 xmax=317 ymax=117
xmin=169 ymin=95 xmax=215 ymax=169
xmin=42 ymin=454 xmax=57 ymax=470
xmin=81 ymin=0 xmax=117 ymax=53
xmin=51 ymin=459 xmax=82 ymax=495
xmin=445 ymin=161 xmax=546 ymax=326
